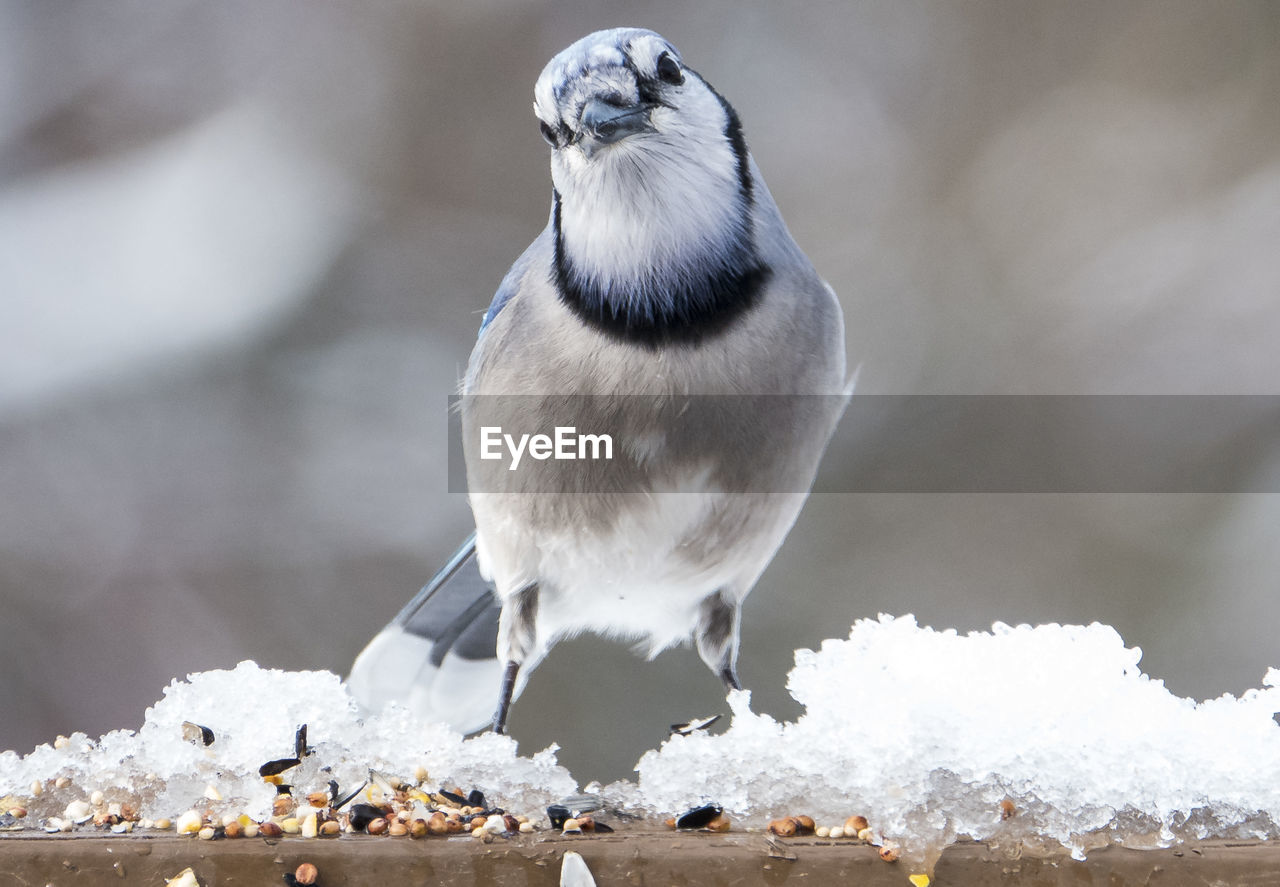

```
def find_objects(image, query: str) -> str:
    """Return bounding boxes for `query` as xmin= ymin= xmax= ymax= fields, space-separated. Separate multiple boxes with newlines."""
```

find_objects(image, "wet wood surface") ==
xmin=4 ymin=831 xmax=1280 ymax=886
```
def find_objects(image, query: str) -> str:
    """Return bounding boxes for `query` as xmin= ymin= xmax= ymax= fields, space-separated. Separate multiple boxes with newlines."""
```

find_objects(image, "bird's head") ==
xmin=535 ymin=30 xmax=718 ymax=153
xmin=534 ymin=28 xmax=750 ymax=212
xmin=533 ymin=29 xmax=764 ymax=344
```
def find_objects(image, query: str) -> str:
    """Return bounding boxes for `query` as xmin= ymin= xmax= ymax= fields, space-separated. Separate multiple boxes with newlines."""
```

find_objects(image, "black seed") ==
xmin=593 ymin=821 xmax=615 ymax=833
xmin=348 ymin=804 xmax=383 ymax=832
xmin=676 ymin=804 xmax=723 ymax=830
xmin=332 ymin=781 xmax=367 ymax=811
xmin=328 ymin=780 xmax=340 ymax=805
xmin=439 ymin=789 xmax=469 ymax=807
xmin=670 ymin=714 xmax=721 ymax=736
xmin=259 ymin=758 xmax=301 ymax=777
xmin=282 ymin=875 xmax=299 ymax=887
xmin=467 ymin=789 xmax=486 ymax=809
xmin=181 ymin=722 xmax=215 ymax=746
xmin=547 ymin=805 xmax=570 ymax=829
xmin=295 ymin=724 xmax=311 ymax=758
xmin=275 ymin=784 xmax=292 ymax=796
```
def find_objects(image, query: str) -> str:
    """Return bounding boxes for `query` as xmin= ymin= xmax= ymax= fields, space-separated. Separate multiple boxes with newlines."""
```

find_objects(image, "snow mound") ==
xmin=0 ymin=660 xmax=574 ymax=822
xmin=636 ymin=615 xmax=1280 ymax=870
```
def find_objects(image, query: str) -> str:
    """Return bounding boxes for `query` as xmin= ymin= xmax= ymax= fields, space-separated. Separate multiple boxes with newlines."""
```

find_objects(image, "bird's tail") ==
xmin=347 ymin=533 xmax=502 ymax=734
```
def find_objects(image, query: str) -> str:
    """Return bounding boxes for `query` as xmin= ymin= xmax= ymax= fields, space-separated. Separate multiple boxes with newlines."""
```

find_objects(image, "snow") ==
xmin=635 ymin=615 xmax=1280 ymax=871
xmin=3 ymin=618 xmax=1278 ymax=875
xmin=0 ymin=661 xmax=574 ymax=822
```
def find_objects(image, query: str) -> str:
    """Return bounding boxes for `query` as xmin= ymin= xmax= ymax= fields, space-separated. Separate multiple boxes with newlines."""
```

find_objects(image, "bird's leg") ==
xmin=491 ymin=582 xmax=539 ymax=734
xmin=492 ymin=661 xmax=520 ymax=735
xmin=718 ymin=662 xmax=742 ymax=692
xmin=695 ymin=590 xmax=743 ymax=694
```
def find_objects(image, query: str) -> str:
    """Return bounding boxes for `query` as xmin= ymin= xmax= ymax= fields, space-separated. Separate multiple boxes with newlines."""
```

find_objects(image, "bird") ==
xmin=348 ymin=27 xmax=848 ymax=735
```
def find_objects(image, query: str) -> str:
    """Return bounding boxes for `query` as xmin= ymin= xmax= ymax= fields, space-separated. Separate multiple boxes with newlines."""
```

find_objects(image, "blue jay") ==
xmin=349 ymin=28 xmax=847 ymax=734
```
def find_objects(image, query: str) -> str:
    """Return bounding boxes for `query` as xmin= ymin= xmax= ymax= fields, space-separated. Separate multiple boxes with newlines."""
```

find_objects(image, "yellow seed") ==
xmin=909 ymin=875 xmax=930 ymax=887
xmin=164 ymin=866 xmax=199 ymax=887
xmin=829 ymin=826 xmax=844 ymax=839
xmin=519 ymin=820 xmax=534 ymax=834
xmin=55 ymin=777 xmax=72 ymax=790
xmin=30 ymin=780 xmax=43 ymax=797
xmin=175 ymin=810 xmax=202 ymax=835
xmin=281 ymin=817 xmax=301 ymax=834
xmin=857 ymin=827 xmax=874 ymax=842
xmin=301 ymin=812 xmax=318 ymax=838
xmin=197 ymin=826 xmax=216 ymax=840
xmin=154 ymin=818 xmax=173 ymax=830
xmin=243 ymin=822 xmax=260 ymax=838
xmin=54 ymin=735 xmax=70 ymax=749
xmin=815 ymin=826 xmax=830 ymax=838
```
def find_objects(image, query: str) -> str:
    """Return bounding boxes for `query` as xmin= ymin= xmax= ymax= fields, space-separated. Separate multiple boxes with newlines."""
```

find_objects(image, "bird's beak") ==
xmin=578 ymin=97 xmax=655 ymax=154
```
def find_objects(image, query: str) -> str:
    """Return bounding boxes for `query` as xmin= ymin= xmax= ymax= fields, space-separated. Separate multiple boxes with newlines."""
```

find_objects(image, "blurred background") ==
xmin=3 ymin=0 xmax=1279 ymax=784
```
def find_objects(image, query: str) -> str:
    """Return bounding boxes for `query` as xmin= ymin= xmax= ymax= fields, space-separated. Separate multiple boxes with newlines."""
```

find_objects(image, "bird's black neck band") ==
xmin=552 ymin=91 xmax=767 ymax=348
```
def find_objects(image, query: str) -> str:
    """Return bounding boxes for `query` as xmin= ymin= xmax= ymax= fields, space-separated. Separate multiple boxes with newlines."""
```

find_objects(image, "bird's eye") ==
xmin=656 ymin=52 xmax=683 ymax=85
xmin=539 ymin=120 xmax=560 ymax=147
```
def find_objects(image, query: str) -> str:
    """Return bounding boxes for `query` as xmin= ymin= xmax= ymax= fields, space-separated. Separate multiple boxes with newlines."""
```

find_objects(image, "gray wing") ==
xmin=347 ymin=534 xmax=502 ymax=734
xmin=478 ymin=220 xmax=550 ymax=335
